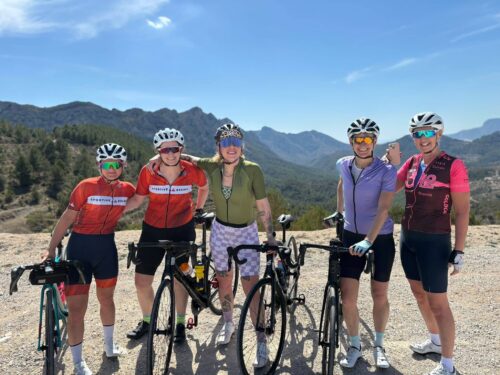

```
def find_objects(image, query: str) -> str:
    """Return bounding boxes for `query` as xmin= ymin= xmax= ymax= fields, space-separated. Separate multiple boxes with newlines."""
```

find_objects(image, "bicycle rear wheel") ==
xmin=44 ymin=288 xmax=56 ymax=375
xmin=207 ymin=251 xmax=239 ymax=315
xmin=321 ymin=287 xmax=338 ymax=375
xmin=147 ymin=278 xmax=174 ymax=375
xmin=237 ymin=278 xmax=286 ymax=375
xmin=285 ymin=236 xmax=299 ymax=302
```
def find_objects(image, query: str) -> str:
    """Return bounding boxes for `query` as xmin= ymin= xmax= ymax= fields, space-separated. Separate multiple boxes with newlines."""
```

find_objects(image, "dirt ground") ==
xmin=0 ymin=225 xmax=498 ymax=374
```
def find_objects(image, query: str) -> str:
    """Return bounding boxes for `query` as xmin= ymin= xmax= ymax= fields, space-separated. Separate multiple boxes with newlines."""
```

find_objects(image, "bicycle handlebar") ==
xmin=227 ymin=243 xmax=290 ymax=266
xmin=127 ymin=240 xmax=198 ymax=269
xmin=9 ymin=259 xmax=85 ymax=295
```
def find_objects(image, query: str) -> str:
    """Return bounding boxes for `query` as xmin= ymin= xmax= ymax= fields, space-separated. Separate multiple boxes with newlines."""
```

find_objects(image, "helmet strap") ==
xmin=353 ymin=150 xmax=374 ymax=160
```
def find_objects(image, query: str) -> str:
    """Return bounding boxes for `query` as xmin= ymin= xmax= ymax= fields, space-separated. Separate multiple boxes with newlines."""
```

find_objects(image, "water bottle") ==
xmin=194 ymin=262 xmax=205 ymax=292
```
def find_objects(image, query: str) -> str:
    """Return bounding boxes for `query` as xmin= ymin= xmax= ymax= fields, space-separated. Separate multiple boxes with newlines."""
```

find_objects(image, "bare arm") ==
xmin=395 ymin=178 xmax=405 ymax=193
xmin=365 ymin=191 xmax=395 ymax=244
xmin=123 ymin=194 xmax=147 ymax=213
xmin=336 ymin=178 xmax=344 ymax=212
xmin=256 ymin=197 xmax=275 ymax=244
xmin=196 ymin=183 xmax=209 ymax=210
xmin=180 ymin=153 xmax=200 ymax=166
xmin=451 ymin=191 xmax=470 ymax=252
xmin=44 ymin=209 xmax=78 ymax=259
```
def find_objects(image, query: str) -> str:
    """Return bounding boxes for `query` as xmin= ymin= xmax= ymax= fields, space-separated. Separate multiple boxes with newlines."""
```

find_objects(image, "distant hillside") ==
xmin=251 ymin=126 xmax=349 ymax=166
xmin=448 ymin=118 xmax=500 ymax=141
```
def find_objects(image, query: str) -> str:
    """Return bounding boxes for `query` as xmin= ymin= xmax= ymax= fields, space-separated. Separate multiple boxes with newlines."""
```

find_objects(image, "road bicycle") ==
xmin=299 ymin=213 xmax=373 ymax=375
xmin=127 ymin=211 xmax=239 ymax=375
xmin=9 ymin=259 xmax=84 ymax=375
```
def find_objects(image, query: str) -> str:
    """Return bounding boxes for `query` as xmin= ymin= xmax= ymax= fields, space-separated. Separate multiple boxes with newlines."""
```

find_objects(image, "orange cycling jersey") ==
xmin=136 ymin=160 xmax=207 ymax=229
xmin=68 ymin=176 xmax=135 ymax=235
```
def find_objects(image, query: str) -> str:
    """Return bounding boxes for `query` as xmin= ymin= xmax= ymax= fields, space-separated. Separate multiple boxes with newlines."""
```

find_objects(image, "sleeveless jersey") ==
xmin=397 ymin=152 xmax=469 ymax=234
xmin=136 ymin=160 xmax=207 ymax=228
xmin=68 ymin=176 xmax=135 ymax=235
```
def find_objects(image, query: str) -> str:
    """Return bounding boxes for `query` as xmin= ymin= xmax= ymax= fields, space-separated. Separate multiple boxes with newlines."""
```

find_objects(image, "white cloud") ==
xmin=146 ymin=16 xmax=171 ymax=30
xmin=345 ymin=67 xmax=372 ymax=84
xmin=451 ymin=23 xmax=500 ymax=42
xmin=384 ymin=58 xmax=418 ymax=71
xmin=0 ymin=0 xmax=56 ymax=34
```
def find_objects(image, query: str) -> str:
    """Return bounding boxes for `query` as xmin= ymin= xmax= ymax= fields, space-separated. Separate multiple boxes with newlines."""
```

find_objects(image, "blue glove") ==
xmin=352 ymin=239 xmax=372 ymax=255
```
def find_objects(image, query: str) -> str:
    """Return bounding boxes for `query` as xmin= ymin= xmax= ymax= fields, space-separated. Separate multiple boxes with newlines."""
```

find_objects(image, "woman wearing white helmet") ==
xmin=332 ymin=118 xmax=397 ymax=369
xmin=125 ymin=128 xmax=209 ymax=344
xmin=393 ymin=112 xmax=470 ymax=375
xmin=42 ymin=143 xmax=135 ymax=375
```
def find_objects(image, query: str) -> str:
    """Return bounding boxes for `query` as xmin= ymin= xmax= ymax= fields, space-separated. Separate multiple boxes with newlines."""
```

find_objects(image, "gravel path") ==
xmin=0 ymin=225 xmax=498 ymax=374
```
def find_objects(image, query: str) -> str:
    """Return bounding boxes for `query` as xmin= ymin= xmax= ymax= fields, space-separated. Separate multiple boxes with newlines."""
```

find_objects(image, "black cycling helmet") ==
xmin=214 ymin=123 xmax=244 ymax=142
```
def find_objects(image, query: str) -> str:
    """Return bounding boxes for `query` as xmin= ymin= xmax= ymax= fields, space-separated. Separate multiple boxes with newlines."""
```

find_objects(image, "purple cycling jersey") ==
xmin=337 ymin=156 xmax=396 ymax=235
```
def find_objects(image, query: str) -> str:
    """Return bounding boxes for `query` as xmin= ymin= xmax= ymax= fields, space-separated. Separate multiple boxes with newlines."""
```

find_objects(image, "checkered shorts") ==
xmin=210 ymin=219 xmax=260 ymax=277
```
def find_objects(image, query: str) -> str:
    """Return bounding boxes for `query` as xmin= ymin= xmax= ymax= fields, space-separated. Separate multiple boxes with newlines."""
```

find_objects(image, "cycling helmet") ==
xmin=409 ymin=112 xmax=444 ymax=132
xmin=153 ymin=128 xmax=185 ymax=149
xmin=214 ymin=123 xmax=244 ymax=142
xmin=96 ymin=143 xmax=127 ymax=163
xmin=347 ymin=118 xmax=380 ymax=138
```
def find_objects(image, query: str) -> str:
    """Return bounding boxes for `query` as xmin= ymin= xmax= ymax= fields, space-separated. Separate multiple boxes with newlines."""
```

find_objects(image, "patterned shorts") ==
xmin=210 ymin=219 xmax=260 ymax=277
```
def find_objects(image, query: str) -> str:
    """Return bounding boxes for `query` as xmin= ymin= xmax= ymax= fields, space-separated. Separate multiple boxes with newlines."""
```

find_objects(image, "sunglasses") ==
xmin=100 ymin=161 xmax=123 ymax=170
xmin=219 ymin=136 xmax=243 ymax=148
xmin=412 ymin=130 xmax=437 ymax=139
xmin=159 ymin=146 xmax=181 ymax=154
xmin=353 ymin=136 xmax=374 ymax=145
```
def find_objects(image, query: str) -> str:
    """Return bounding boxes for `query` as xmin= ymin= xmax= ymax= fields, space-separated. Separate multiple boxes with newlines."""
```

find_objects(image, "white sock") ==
xmin=430 ymin=333 xmax=441 ymax=346
xmin=103 ymin=324 xmax=114 ymax=348
xmin=70 ymin=342 xmax=83 ymax=364
xmin=440 ymin=356 xmax=454 ymax=372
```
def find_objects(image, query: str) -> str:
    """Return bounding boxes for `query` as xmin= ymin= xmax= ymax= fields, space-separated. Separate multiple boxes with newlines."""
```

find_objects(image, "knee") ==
xmin=428 ymin=299 xmax=451 ymax=318
xmin=411 ymin=288 xmax=427 ymax=305
xmin=135 ymin=276 xmax=153 ymax=290
xmin=372 ymin=292 xmax=388 ymax=307
xmin=97 ymin=292 xmax=115 ymax=308
xmin=341 ymin=295 xmax=358 ymax=311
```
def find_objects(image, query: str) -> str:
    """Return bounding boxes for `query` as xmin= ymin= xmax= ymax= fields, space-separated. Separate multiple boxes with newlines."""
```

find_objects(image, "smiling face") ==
xmin=158 ymin=140 xmax=183 ymax=166
xmin=218 ymin=140 xmax=242 ymax=163
xmin=350 ymin=132 xmax=376 ymax=158
xmin=412 ymin=126 xmax=442 ymax=154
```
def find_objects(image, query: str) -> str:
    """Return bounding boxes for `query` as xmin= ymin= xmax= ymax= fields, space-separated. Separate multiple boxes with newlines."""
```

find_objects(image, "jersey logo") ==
xmin=149 ymin=185 xmax=193 ymax=195
xmin=419 ymin=174 xmax=450 ymax=189
xmin=87 ymin=196 xmax=128 ymax=206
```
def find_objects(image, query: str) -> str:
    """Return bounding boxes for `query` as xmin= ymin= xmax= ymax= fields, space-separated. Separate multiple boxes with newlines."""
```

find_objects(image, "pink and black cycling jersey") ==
xmin=397 ymin=151 xmax=469 ymax=234
xmin=337 ymin=156 xmax=397 ymax=235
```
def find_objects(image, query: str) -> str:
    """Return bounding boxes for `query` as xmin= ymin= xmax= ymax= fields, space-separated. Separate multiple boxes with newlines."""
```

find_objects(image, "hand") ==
xmin=40 ymin=249 xmax=52 ymax=261
xmin=146 ymin=155 xmax=161 ymax=174
xmin=449 ymin=250 xmax=464 ymax=275
xmin=350 ymin=239 xmax=372 ymax=257
xmin=265 ymin=235 xmax=278 ymax=247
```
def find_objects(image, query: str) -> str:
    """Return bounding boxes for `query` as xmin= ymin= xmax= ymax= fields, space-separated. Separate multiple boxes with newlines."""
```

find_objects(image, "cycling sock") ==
xmin=70 ymin=342 xmax=83 ymax=364
xmin=375 ymin=332 xmax=384 ymax=347
xmin=143 ymin=315 xmax=151 ymax=324
xmin=440 ymin=357 xmax=454 ymax=372
xmin=430 ymin=333 xmax=441 ymax=346
xmin=176 ymin=314 xmax=186 ymax=326
xmin=103 ymin=324 xmax=114 ymax=347
xmin=223 ymin=311 xmax=233 ymax=323
xmin=350 ymin=335 xmax=361 ymax=349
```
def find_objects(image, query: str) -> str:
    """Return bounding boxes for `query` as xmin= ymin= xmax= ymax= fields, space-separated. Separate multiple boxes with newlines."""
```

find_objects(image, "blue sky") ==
xmin=0 ymin=0 xmax=499 ymax=140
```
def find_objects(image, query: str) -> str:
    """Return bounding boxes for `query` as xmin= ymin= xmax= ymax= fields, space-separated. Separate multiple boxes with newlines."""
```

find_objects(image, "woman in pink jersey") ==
xmin=42 ymin=143 xmax=135 ymax=375
xmin=393 ymin=113 xmax=470 ymax=375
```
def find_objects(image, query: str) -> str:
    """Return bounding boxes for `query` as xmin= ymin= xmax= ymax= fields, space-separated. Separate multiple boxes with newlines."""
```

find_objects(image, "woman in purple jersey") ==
xmin=333 ymin=118 xmax=397 ymax=369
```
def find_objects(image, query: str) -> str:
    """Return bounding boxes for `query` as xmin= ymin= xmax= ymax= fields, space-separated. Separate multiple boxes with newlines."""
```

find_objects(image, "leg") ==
xmin=67 ymin=294 xmax=90 ymax=346
xmin=427 ymin=292 xmax=455 ymax=358
xmin=408 ymin=279 xmax=439 ymax=334
xmin=135 ymin=272 xmax=155 ymax=317
xmin=241 ymin=275 xmax=261 ymax=326
xmin=340 ymin=277 xmax=360 ymax=337
xmin=371 ymin=280 xmax=390 ymax=335
xmin=217 ymin=269 xmax=235 ymax=320
xmin=96 ymin=285 xmax=116 ymax=326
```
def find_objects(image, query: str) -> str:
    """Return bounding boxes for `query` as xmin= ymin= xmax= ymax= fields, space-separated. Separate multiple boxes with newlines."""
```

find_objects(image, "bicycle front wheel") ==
xmin=321 ymin=287 xmax=338 ymax=375
xmin=147 ymin=278 xmax=175 ymax=375
xmin=207 ymin=251 xmax=239 ymax=315
xmin=237 ymin=278 xmax=286 ymax=375
xmin=44 ymin=288 xmax=56 ymax=375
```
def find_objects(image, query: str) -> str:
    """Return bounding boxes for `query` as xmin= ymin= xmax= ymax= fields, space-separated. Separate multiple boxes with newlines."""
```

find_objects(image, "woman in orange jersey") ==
xmin=43 ymin=143 xmax=135 ymax=375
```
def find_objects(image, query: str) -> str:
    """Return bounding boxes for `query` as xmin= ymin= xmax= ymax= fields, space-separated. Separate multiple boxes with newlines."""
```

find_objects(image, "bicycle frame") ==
xmin=37 ymin=284 xmax=66 ymax=352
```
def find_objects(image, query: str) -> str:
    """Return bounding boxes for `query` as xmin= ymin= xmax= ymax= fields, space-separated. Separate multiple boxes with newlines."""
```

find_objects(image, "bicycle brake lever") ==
xmin=9 ymin=266 xmax=24 ymax=295
xmin=363 ymin=250 xmax=374 ymax=276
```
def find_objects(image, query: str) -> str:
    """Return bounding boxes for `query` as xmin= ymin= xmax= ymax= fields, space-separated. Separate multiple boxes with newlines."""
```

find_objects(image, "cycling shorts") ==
xmin=210 ymin=218 xmax=260 ymax=277
xmin=340 ymin=230 xmax=395 ymax=282
xmin=135 ymin=220 xmax=196 ymax=276
xmin=400 ymin=229 xmax=452 ymax=293
xmin=66 ymin=232 xmax=118 ymax=296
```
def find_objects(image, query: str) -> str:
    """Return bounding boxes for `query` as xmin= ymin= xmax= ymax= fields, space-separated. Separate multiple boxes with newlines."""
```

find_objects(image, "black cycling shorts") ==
xmin=66 ymin=232 xmax=118 ymax=295
xmin=400 ymin=229 xmax=451 ymax=293
xmin=136 ymin=220 xmax=196 ymax=276
xmin=340 ymin=229 xmax=395 ymax=282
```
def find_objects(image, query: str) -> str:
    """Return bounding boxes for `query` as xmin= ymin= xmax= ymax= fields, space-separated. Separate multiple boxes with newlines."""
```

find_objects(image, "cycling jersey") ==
xmin=136 ymin=160 xmax=207 ymax=229
xmin=397 ymin=152 xmax=470 ymax=234
xmin=197 ymin=158 xmax=267 ymax=225
xmin=336 ymin=156 xmax=396 ymax=235
xmin=68 ymin=176 xmax=135 ymax=235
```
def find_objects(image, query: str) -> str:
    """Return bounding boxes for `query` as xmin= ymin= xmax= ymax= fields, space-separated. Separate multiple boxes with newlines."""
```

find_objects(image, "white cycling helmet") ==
xmin=153 ymin=128 xmax=185 ymax=149
xmin=409 ymin=112 xmax=444 ymax=132
xmin=347 ymin=118 xmax=380 ymax=138
xmin=96 ymin=143 xmax=127 ymax=163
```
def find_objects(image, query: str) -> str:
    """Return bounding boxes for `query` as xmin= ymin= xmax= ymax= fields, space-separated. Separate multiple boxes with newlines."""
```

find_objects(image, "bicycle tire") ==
xmin=286 ymin=236 xmax=299 ymax=302
xmin=207 ymin=251 xmax=239 ymax=315
xmin=237 ymin=278 xmax=286 ymax=375
xmin=44 ymin=288 xmax=56 ymax=375
xmin=321 ymin=287 xmax=337 ymax=375
xmin=147 ymin=278 xmax=174 ymax=375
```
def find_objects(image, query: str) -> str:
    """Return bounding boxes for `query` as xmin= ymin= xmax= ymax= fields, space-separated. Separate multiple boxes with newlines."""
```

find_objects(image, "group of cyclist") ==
xmin=43 ymin=111 xmax=469 ymax=375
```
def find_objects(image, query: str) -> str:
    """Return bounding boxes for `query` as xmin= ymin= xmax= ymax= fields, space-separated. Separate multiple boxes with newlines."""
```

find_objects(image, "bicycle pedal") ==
xmin=295 ymin=294 xmax=306 ymax=305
